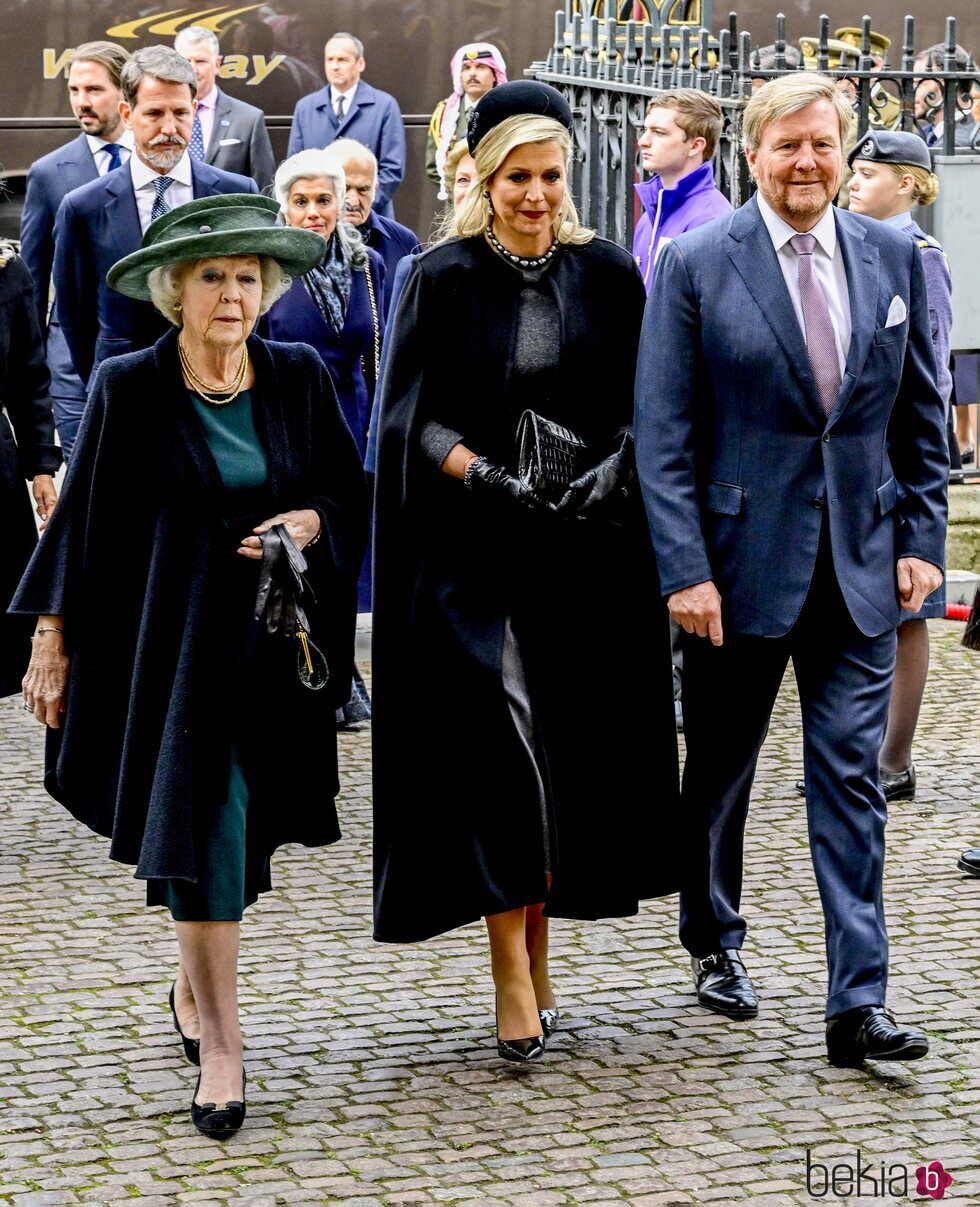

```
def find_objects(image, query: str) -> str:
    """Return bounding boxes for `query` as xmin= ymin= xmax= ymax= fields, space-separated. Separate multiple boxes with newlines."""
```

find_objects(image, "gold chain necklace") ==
xmin=178 ymin=337 xmax=250 ymax=405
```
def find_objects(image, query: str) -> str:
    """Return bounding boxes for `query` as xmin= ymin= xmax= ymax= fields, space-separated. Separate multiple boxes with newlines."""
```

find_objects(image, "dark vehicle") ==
xmin=1 ymin=1 xmax=974 ymax=238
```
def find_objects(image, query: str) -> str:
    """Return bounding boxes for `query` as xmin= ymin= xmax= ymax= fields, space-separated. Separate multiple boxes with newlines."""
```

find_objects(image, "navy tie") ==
xmin=151 ymin=176 xmax=174 ymax=222
xmin=189 ymin=111 xmax=206 ymax=161
xmin=103 ymin=142 xmax=123 ymax=171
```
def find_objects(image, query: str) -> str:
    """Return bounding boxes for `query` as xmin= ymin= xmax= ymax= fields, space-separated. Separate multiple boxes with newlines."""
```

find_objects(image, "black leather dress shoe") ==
xmin=538 ymin=1008 xmax=559 ymax=1039
xmin=169 ymin=982 xmax=201 ymax=1067
xmin=796 ymin=767 xmax=916 ymax=804
xmin=879 ymin=764 xmax=916 ymax=802
xmin=957 ymin=849 xmax=980 ymax=876
xmin=191 ymin=1069 xmax=247 ymax=1138
xmin=692 ymin=950 xmax=758 ymax=1019
xmin=826 ymin=1006 xmax=928 ymax=1068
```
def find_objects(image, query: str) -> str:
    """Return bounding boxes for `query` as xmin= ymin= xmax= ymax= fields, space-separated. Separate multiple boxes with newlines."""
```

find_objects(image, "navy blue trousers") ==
xmin=678 ymin=538 xmax=897 ymax=1018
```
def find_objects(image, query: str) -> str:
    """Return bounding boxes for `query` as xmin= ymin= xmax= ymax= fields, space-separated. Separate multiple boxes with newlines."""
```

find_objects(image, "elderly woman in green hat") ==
xmin=12 ymin=194 xmax=369 ymax=1138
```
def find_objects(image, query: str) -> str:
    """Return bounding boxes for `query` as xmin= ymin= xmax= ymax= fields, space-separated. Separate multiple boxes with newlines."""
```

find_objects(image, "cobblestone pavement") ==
xmin=1 ymin=622 xmax=978 ymax=1206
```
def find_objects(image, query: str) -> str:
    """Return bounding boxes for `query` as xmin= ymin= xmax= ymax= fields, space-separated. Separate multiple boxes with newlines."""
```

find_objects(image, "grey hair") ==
xmin=147 ymin=255 xmax=291 ymax=325
xmin=330 ymin=137 xmax=378 ymax=181
xmin=174 ymin=26 xmax=220 ymax=57
xmin=326 ymin=32 xmax=364 ymax=58
xmin=273 ymin=149 xmax=369 ymax=268
xmin=121 ymin=45 xmax=197 ymax=108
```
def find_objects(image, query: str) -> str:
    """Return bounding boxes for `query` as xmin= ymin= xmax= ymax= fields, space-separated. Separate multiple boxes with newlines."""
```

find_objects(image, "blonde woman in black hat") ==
xmin=12 ymin=194 xmax=368 ymax=1137
xmin=372 ymin=81 xmax=682 ymax=1062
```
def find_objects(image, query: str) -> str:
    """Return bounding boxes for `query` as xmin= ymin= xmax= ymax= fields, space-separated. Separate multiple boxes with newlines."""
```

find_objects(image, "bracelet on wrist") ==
xmin=463 ymin=456 xmax=486 ymax=491
xmin=33 ymin=626 xmax=64 ymax=638
xmin=306 ymin=524 xmax=322 ymax=548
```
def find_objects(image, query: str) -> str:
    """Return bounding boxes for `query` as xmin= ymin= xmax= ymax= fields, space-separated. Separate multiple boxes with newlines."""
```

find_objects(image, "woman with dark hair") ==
xmin=14 ymin=195 xmax=367 ymax=1137
xmin=372 ymin=82 xmax=682 ymax=1062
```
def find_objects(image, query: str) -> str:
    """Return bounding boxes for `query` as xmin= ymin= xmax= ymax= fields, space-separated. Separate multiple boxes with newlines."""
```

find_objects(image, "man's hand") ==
xmin=668 ymin=580 xmax=724 ymax=647
xmin=32 ymin=475 xmax=58 ymax=531
xmin=897 ymin=557 xmax=943 ymax=613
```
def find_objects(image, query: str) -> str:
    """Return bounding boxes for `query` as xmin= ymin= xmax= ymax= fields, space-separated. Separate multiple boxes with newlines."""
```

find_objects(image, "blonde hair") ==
xmin=148 ymin=255 xmax=290 ymax=326
xmin=647 ymin=88 xmax=724 ymax=160
xmin=886 ymin=161 xmax=940 ymax=206
xmin=743 ymin=72 xmax=853 ymax=152
xmin=443 ymin=139 xmax=474 ymax=198
xmin=452 ymin=115 xmax=594 ymax=246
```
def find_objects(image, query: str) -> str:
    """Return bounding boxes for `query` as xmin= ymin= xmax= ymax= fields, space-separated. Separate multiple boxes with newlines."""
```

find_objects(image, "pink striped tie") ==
xmin=790 ymin=233 xmax=841 ymax=416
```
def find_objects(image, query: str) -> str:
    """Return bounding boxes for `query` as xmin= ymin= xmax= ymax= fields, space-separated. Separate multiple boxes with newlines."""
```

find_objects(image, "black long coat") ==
xmin=11 ymin=329 xmax=368 ymax=881
xmin=372 ymin=235 xmax=682 ymax=943
xmin=0 ymin=251 xmax=61 ymax=697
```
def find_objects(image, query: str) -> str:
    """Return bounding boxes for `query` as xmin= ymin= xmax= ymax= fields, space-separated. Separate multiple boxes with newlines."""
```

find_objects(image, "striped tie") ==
xmin=151 ymin=176 xmax=174 ymax=222
xmin=790 ymin=233 xmax=841 ymax=416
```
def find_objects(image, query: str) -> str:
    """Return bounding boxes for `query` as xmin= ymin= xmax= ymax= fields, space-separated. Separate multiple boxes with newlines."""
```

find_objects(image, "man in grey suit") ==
xmin=175 ymin=26 xmax=275 ymax=192
xmin=20 ymin=41 xmax=132 ymax=458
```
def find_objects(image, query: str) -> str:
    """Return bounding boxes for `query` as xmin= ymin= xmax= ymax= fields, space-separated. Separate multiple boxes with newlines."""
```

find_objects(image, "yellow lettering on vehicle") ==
xmin=248 ymin=55 xmax=285 ymax=86
xmin=43 ymin=48 xmax=75 ymax=78
xmin=219 ymin=55 xmax=249 ymax=80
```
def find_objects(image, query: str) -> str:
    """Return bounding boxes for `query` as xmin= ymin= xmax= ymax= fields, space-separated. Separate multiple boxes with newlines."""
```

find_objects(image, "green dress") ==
xmin=148 ymin=390 xmax=271 ymax=922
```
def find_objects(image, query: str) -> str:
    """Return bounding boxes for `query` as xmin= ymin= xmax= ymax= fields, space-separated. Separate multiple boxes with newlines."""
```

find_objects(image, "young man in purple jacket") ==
xmin=634 ymin=89 xmax=733 ymax=292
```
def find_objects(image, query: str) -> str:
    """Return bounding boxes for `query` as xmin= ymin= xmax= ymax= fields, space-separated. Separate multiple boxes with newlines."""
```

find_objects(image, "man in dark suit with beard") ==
xmin=53 ymin=45 xmax=257 ymax=391
xmin=20 ymin=41 xmax=131 ymax=458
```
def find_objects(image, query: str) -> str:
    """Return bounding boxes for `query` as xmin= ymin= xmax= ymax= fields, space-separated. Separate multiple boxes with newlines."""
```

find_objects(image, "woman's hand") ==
xmin=556 ymin=436 xmax=633 ymax=519
xmin=238 ymin=509 xmax=322 ymax=560
xmin=32 ymin=475 xmax=58 ymax=531
xmin=22 ymin=623 xmax=69 ymax=728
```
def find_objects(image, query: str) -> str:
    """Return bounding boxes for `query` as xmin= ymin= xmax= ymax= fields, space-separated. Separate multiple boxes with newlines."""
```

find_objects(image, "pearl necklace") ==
xmin=178 ymin=337 xmax=249 ymax=406
xmin=485 ymin=227 xmax=560 ymax=270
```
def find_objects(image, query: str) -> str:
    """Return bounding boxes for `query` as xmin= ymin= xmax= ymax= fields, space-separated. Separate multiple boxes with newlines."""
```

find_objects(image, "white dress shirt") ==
xmin=195 ymin=87 xmax=218 ymax=153
xmin=330 ymin=82 xmax=358 ymax=121
xmin=86 ymin=130 xmax=135 ymax=175
xmin=130 ymin=153 xmax=194 ymax=234
xmin=756 ymin=192 xmax=852 ymax=377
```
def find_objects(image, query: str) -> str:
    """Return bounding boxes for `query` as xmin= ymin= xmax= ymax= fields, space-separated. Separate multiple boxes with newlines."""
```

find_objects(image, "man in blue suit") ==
xmin=635 ymin=73 xmax=948 ymax=1068
xmin=21 ymin=41 xmax=132 ymax=458
xmin=287 ymin=33 xmax=405 ymax=219
xmin=53 ymin=45 xmax=257 ymax=391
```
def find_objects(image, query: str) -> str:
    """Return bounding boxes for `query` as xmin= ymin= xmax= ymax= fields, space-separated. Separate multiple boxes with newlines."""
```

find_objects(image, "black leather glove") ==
xmin=465 ymin=456 xmax=556 ymax=514
xmin=556 ymin=434 xmax=634 ymax=518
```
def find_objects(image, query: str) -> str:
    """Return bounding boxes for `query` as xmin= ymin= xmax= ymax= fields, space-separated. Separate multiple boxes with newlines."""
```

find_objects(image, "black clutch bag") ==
xmin=516 ymin=409 xmax=588 ymax=500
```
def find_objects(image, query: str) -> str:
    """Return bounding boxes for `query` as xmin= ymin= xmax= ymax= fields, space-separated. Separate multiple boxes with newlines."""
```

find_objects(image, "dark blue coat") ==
xmin=52 ymin=159 xmax=258 ymax=388
xmin=635 ymin=194 xmax=950 ymax=639
xmin=262 ymin=248 xmax=385 ymax=458
xmin=359 ymin=211 xmax=419 ymax=314
xmin=287 ymin=82 xmax=406 ymax=217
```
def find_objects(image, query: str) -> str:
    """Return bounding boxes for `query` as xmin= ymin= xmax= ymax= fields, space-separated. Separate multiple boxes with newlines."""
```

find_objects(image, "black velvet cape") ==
xmin=372 ymin=235 xmax=682 ymax=943
xmin=0 ymin=254 xmax=61 ymax=697
xmin=11 ymin=329 xmax=368 ymax=882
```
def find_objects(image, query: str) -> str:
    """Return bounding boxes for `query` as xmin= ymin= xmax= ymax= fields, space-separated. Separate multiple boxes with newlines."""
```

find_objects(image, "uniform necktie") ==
xmin=151 ymin=176 xmax=174 ymax=222
xmin=103 ymin=142 xmax=123 ymax=171
xmin=189 ymin=110 xmax=206 ymax=161
xmin=790 ymin=232 xmax=841 ymax=416
xmin=335 ymin=94 xmax=346 ymax=122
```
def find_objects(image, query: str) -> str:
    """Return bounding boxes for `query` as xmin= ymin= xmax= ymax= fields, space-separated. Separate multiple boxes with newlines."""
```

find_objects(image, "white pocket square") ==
xmin=218 ymin=137 xmax=242 ymax=146
xmin=885 ymin=296 xmax=907 ymax=327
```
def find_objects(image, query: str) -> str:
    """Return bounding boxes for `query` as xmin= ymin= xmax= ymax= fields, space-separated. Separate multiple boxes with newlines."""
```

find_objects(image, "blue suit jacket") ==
xmin=635 ymin=195 xmax=949 ymax=639
xmin=262 ymin=247 xmax=385 ymax=458
xmin=360 ymin=211 xmax=419 ymax=314
xmin=53 ymin=159 xmax=257 ymax=388
xmin=20 ymin=133 xmax=99 ymax=336
xmin=287 ymin=81 xmax=406 ymax=217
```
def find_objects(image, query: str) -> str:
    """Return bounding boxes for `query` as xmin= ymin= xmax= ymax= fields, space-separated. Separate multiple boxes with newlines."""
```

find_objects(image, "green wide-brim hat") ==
xmin=107 ymin=194 xmax=326 ymax=301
